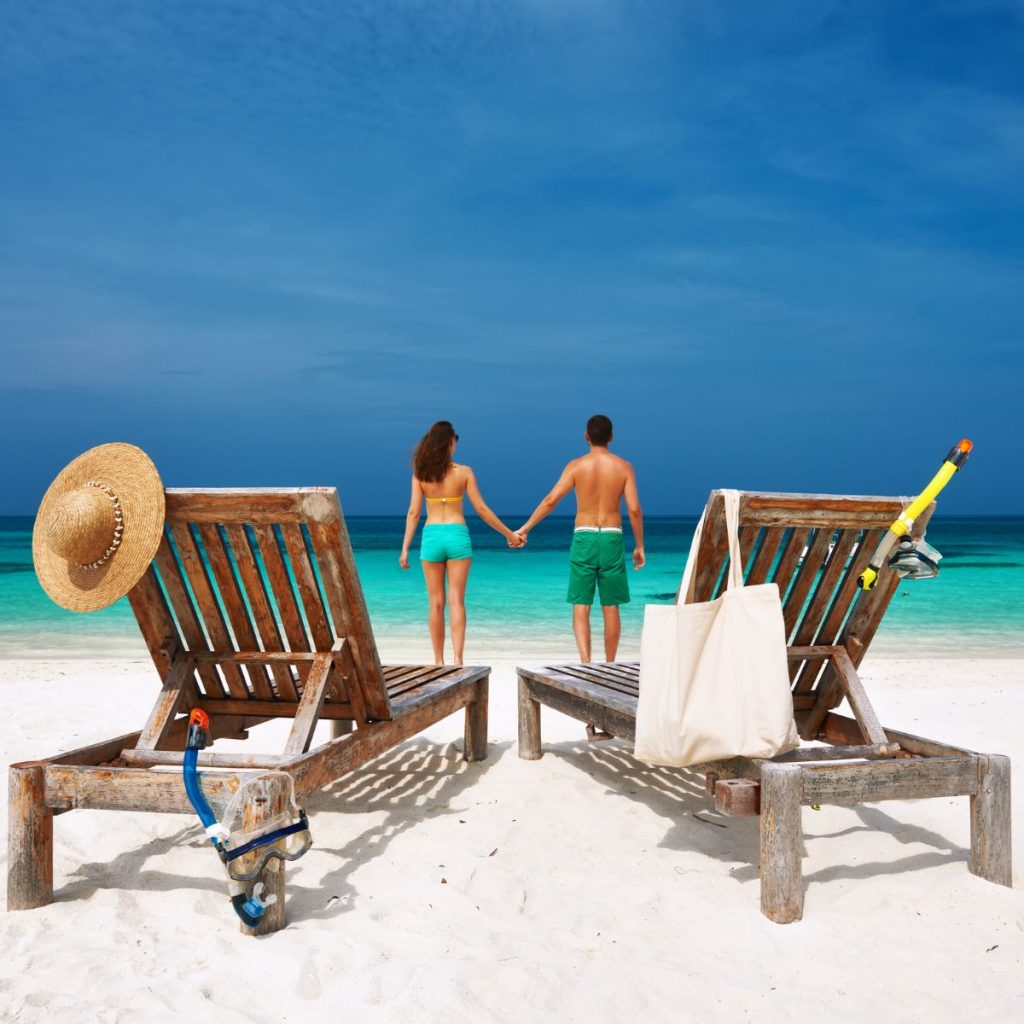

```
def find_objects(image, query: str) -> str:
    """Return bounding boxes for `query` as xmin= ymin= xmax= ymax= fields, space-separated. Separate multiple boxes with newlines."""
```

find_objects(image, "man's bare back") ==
xmin=569 ymin=448 xmax=636 ymax=528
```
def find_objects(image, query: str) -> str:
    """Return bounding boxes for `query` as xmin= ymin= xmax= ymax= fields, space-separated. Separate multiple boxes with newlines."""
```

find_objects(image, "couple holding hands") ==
xmin=400 ymin=415 xmax=645 ymax=666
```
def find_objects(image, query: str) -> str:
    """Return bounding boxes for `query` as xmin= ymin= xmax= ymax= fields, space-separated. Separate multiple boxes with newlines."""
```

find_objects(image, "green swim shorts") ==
xmin=420 ymin=523 xmax=473 ymax=563
xmin=567 ymin=528 xmax=630 ymax=606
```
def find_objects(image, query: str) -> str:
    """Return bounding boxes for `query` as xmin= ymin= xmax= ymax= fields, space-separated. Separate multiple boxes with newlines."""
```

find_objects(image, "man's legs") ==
xmin=576 ymin=605 xmax=608 ymax=749
xmin=572 ymin=604 xmax=592 ymax=662
xmin=595 ymin=532 xmax=629 ymax=662
xmin=601 ymin=605 xmax=621 ymax=661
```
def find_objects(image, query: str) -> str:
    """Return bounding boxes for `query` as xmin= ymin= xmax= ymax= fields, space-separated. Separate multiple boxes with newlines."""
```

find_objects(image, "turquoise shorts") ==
xmin=420 ymin=523 xmax=473 ymax=563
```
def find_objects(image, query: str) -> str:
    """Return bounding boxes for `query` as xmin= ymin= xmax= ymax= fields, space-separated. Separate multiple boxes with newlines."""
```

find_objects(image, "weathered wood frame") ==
xmin=8 ymin=489 xmax=490 ymax=933
xmin=515 ymin=490 xmax=1013 ymax=923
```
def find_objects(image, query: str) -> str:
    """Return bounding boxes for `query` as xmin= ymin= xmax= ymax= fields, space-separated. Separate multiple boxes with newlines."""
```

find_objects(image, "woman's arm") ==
xmin=464 ymin=467 xmax=520 ymax=545
xmin=400 ymin=475 xmax=423 ymax=569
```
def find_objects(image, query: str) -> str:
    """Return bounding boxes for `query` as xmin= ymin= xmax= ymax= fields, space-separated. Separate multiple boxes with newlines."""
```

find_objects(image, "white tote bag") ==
xmin=634 ymin=490 xmax=799 ymax=767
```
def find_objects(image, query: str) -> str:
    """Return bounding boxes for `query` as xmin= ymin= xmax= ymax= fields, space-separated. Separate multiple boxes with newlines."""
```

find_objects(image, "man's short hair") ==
xmin=587 ymin=414 xmax=613 ymax=446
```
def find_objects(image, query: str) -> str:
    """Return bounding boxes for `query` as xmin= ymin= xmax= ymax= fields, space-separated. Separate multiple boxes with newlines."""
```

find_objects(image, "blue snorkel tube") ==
xmin=183 ymin=740 xmax=217 ymax=832
xmin=183 ymin=709 xmax=310 ymax=928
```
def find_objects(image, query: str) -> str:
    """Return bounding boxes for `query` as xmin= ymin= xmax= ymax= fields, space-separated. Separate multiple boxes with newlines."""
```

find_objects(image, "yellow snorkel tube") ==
xmin=858 ymin=439 xmax=973 ymax=591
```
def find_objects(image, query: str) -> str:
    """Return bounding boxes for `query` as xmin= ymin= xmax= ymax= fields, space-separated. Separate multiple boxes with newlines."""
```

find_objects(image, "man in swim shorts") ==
xmin=516 ymin=414 xmax=645 ymax=664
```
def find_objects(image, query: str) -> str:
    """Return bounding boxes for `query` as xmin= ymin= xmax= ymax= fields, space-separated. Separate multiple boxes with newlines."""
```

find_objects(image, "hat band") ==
xmin=79 ymin=481 xmax=125 ymax=569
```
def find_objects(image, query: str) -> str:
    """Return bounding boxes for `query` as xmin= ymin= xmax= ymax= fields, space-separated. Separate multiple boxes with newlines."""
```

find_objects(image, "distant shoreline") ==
xmin=4 ymin=512 xmax=1024 ymax=522
xmin=2 ymin=632 xmax=1022 ymax=663
xmin=4 ymin=515 xmax=1023 ymax=662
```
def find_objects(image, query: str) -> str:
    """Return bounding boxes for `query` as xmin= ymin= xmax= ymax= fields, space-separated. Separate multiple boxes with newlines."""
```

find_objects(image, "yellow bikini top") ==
xmin=424 ymin=464 xmax=462 ymax=503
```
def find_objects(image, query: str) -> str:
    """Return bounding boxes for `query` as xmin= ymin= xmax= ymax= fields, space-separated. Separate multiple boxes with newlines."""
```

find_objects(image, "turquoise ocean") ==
xmin=2 ymin=515 xmax=1023 ymax=662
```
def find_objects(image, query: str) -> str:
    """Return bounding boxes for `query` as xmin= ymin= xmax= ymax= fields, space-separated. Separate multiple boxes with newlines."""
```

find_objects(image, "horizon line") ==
xmin=1 ymin=511 xmax=1021 ymax=521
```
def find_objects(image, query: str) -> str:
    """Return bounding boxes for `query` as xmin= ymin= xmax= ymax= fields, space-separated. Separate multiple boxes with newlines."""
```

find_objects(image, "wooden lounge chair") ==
xmin=8 ymin=488 xmax=489 ymax=933
xmin=516 ymin=490 xmax=1012 ymax=923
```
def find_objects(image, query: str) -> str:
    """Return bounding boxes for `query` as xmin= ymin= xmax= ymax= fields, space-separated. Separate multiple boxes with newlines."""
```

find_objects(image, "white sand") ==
xmin=1 ymin=655 xmax=1023 ymax=1023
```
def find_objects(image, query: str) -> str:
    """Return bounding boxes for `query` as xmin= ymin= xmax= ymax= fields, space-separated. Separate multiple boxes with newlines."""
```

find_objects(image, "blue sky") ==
xmin=1 ymin=1 xmax=1021 ymax=515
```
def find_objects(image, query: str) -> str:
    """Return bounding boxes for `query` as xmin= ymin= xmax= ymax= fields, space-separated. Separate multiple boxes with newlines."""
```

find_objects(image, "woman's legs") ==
xmin=422 ymin=561 xmax=448 ymax=664
xmin=446 ymin=558 xmax=471 ymax=665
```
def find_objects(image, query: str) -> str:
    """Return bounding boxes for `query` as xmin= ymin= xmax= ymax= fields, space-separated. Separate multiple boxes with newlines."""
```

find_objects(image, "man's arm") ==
xmin=517 ymin=462 xmax=576 ymax=537
xmin=624 ymin=464 xmax=645 ymax=569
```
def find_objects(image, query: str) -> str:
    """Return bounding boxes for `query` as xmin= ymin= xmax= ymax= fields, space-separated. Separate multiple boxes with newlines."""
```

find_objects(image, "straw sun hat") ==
xmin=33 ymin=443 xmax=166 ymax=612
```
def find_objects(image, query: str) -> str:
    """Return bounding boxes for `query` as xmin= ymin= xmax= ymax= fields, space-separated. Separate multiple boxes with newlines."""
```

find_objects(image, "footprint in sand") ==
xmin=295 ymin=959 xmax=323 ymax=1000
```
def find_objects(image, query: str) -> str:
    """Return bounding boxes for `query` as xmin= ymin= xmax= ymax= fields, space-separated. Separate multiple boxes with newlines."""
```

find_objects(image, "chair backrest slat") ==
xmin=195 ymin=522 xmax=275 ymax=700
xmin=306 ymin=514 xmax=388 ymax=721
xmin=152 ymin=533 xmax=227 ymax=697
xmin=251 ymin=523 xmax=310 ymax=654
xmin=279 ymin=523 xmax=335 ymax=650
xmin=745 ymin=526 xmax=786 ymax=586
xmin=790 ymin=527 xmax=874 ymax=693
xmin=684 ymin=490 xmax=934 ymax=713
xmin=788 ymin=528 xmax=860 ymax=666
xmin=130 ymin=488 xmax=390 ymax=722
xmin=248 ymin=523 xmax=314 ymax=698
xmin=781 ymin=528 xmax=836 ymax=638
xmin=221 ymin=523 xmax=297 ymax=698
xmin=126 ymin=569 xmax=176 ymax=680
xmin=168 ymin=522 xmax=250 ymax=699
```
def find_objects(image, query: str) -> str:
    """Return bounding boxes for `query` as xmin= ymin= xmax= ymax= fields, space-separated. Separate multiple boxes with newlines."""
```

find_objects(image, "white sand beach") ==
xmin=2 ymin=655 xmax=1022 ymax=1024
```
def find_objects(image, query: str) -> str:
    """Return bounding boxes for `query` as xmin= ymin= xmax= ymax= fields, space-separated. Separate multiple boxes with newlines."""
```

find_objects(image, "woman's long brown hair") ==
xmin=412 ymin=421 xmax=456 ymax=483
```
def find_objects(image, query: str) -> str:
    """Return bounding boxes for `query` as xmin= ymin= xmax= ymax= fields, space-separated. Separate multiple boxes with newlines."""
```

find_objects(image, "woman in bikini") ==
xmin=400 ymin=420 xmax=522 ymax=665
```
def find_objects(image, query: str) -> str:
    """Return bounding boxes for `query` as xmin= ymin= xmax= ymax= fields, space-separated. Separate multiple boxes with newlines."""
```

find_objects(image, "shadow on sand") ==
xmin=56 ymin=736 xmax=503 ymax=925
xmin=543 ymin=736 xmax=968 ymax=888
xmin=52 ymin=734 xmax=968 ymax=922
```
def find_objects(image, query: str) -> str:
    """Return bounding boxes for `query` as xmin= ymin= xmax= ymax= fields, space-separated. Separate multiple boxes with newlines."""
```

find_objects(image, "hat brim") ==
xmin=33 ymin=443 xmax=166 ymax=612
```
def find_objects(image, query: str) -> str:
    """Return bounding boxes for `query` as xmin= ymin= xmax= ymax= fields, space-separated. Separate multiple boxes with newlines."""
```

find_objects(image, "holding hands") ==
xmin=506 ymin=529 xmax=526 ymax=549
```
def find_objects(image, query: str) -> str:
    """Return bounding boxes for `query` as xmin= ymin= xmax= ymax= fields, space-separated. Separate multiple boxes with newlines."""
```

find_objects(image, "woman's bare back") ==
xmin=420 ymin=464 xmax=469 ymax=524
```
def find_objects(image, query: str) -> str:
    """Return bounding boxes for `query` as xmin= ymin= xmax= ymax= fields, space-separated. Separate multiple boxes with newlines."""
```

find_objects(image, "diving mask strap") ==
xmin=223 ymin=813 xmax=311 ymax=865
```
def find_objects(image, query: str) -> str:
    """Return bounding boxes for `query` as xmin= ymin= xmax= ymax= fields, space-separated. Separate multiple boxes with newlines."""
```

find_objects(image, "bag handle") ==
xmin=722 ymin=489 xmax=745 ymax=592
xmin=676 ymin=507 xmax=707 ymax=605
xmin=677 ymin=490 xmax=744 ymax=605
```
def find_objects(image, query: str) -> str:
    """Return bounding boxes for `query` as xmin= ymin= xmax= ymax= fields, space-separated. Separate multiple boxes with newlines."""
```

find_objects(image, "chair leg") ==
xmin=238 ymin=774 xmax=288 ymax=936
xmin=7 ymin=762 xmax=53 ymax=911
xmin=970 ymin=754 xmax=1012 ymax=887
xmin=518 ymin=676 xmax=542 ymax=760
xmin=330 ymin=719 xmax=354 ymax=739
xmin=759 ymin=764 xmax=804 ymax=924
xmin=464 ymin=677 xmax=489 ymax=762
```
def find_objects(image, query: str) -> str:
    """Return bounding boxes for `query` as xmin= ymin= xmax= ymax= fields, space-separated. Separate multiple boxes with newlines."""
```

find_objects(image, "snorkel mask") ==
xmin=859 ymin=439 xmax=972 ymax=591
xmin=182 ymin=709 xmax=313 ymax=927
